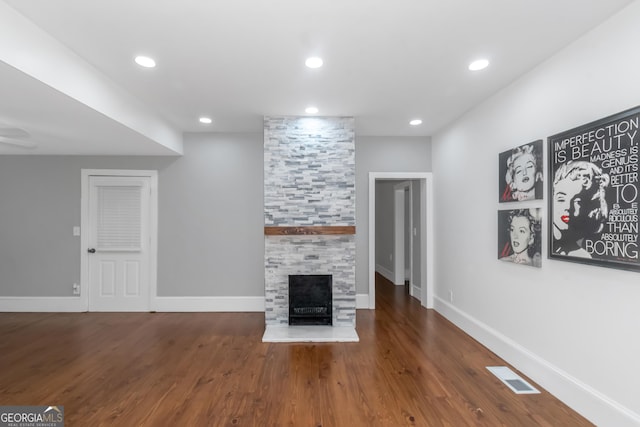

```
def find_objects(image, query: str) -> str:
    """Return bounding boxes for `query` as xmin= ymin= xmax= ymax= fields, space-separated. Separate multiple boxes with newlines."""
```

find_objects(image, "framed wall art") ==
xmin=498 ymin=208 xmax=542 ymax=268
xmin=548 ymin=105 xmax=639 ymax=271
xmin=499 ymin=140 xmax=543 ymax=202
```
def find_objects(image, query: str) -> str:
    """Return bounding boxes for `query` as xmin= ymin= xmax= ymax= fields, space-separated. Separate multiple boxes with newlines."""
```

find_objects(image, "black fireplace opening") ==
xmin=289 ymin=274 xmax=332 ymax=326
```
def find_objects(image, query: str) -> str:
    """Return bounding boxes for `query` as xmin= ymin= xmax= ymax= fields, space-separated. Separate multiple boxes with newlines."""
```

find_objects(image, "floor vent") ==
xmin=486 ymin=366 xmax=540 ymax=394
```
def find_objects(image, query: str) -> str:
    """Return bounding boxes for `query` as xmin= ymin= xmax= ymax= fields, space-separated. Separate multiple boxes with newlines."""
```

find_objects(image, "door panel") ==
xmin=99 ymin=261 xmax=116 ymax=297
xmin=88 ymin=176 xmax=151 ymax=311
xmin=124 ymin=261 xmax=140 ymax=296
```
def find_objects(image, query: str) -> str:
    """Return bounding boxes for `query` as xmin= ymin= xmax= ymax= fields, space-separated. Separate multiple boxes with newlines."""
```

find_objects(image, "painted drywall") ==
xmin=0 ymin=156 xmax=87 ymax=297
xmin=374 ymin=181 xmax=395 ymax=276
xmin=431 ymin=2 xmax=640 ymax=425
xmin=355 ymin=136 xmax=432 ymax=294
xmin=155 ymin=132 xmax=264 ymax=297
xmin=404 ymin=187 xmax=410 ymax=278
xmin=0 ymin=132 xmax=430 ymax=300
xmin=0 ymin=133 xmax=264 ymax=298
xmin=0 ymin=2 xmax=183 ymax=155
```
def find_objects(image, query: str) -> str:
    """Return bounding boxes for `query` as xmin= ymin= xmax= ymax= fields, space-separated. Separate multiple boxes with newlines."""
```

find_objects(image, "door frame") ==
xmin=80 ymin=169 xmax=158 ymax=311
xmin=369 ymin=172 xmax=434 ymax=309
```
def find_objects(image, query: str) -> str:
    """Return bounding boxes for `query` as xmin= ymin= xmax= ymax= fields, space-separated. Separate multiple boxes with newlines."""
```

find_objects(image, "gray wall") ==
xmin=156 ymin=132 xmax=264 ymax=296
xmin=374 ymin=181 xmax=395 ymax=273
xmin=404 ymin=188 xmax=410 ymax=278
xmin=0 ymin=132 xmax=431 ymax=299
xmin=0 ymin=133 xmax=264 ymax=297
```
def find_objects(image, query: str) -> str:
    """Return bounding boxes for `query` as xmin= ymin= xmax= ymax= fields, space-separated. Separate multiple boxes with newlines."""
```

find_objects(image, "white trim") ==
xmin=393 ymin=183 xmax=407 ymax=285
xmin=0 ymin=296 xmax=372 ymax=312
xmin=369 ymin=172 xmax=434 ymax=309
xmin=411 ymin=285 xmax=421 ymax=301
xmin=0 ymin=297 xmax=85 ymax=312
xmin=434 ymin=296 xmax=640 ymax=427
xmin=153 ymin=296 xmax=265 ymax=312
xmin=375 ymin=264 xmax=395 ymax=283
xmin=81 ymin=169 xmax=158 ymax=312
xmin=422 ymin=177 xmax=434 ymax=309
xmin=356 ymin=294 xmax=369 ymax=309
xmin=0 ymin=296 xmax=268 ymax=313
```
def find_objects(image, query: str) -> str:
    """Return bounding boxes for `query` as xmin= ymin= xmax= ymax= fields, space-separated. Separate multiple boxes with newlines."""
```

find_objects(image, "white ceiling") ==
xmin=0 ymin=0 xmax=634 ymax=155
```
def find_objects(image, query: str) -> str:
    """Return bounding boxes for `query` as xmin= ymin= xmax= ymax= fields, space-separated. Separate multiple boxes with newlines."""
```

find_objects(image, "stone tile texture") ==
xmin=264 ymin=116 xmax=356 ymax=326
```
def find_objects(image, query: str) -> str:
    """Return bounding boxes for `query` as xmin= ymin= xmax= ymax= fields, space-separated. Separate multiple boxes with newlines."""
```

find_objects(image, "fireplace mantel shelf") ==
xmin=264 ymin=226 xmax=355 ymax=236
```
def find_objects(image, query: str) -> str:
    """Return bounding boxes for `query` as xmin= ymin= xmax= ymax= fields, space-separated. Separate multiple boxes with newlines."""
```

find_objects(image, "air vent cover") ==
xmin=487 ymin=366 xmax=540 ymax=394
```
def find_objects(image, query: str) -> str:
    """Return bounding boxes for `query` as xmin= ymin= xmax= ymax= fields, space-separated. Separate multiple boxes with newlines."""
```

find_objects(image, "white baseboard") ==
xmin=0 ymin=296 xmax=266 ymax=312
xmin=375 ymin=264 xmax=395 ymax=283
xmin=0 ymin=295 xmax=368 ymax=313
xmin=411 ymin=285 xmax=421 ymax=301
xmin=356 ymin=294 xmax=369 ymax=309
xmin=153 ymin=296 xmax=265 ymax=312
xmin=434 ymin=296 xmax=640 ymax=427
xmin=0 ymin=297 xmax=85 ymax=312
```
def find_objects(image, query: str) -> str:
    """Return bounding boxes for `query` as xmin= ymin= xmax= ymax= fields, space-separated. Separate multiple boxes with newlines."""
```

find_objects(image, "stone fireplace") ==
xmin=263 ymin=116 xmax=358 ymax=342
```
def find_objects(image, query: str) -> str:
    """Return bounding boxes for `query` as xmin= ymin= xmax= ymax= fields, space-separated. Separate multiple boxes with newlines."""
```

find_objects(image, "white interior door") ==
xmin=87 ymin=175 xmax=151 ymax=311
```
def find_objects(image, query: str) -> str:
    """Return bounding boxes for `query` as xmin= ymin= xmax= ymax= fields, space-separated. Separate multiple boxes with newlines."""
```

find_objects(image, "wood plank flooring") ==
xmin=0 ymin=275 xmax=592 ymax=426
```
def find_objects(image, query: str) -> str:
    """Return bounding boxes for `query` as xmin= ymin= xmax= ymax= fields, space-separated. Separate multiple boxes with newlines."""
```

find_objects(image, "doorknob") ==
xmin=87 ymin=248 xmax=96 ymax=253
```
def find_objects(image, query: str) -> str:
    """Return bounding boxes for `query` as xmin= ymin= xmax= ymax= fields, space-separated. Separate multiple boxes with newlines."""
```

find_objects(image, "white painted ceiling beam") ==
xmin=0 ymin=1 xmax=183 ymax=155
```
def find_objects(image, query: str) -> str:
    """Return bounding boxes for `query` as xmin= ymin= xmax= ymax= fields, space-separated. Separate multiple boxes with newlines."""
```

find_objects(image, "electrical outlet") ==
xmin=389 ymin=253 xmax=393 ymax=261
xmin=72 ymin=283 xmax=80 ymax=295
xmin=449 ymin=290 xmax=454 ymax=303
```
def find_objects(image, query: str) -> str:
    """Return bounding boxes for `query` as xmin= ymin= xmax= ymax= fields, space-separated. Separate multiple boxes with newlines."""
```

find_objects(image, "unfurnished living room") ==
xmin=1 ymin=1 xmax=639 ymax=426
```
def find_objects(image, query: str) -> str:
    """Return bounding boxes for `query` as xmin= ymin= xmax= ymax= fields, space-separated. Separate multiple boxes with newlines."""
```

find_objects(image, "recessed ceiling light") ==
xmin=135 ymin=55 xmax=156 ymax=68
xmin=469 ymin=59 xmax=489 ymax=71
xmin=199 ymin=117 xmax=212 ymax=124
xmin=305 ymin=107 xmax=319 ymax=114
xmin=305 ymin=57 xmax=323 ymax=69
xmin=409 ymin=119 xmax=423 ymax=126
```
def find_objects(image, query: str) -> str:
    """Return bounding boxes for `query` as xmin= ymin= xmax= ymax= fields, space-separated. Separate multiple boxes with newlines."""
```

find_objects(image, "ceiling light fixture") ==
xmin=135 ymin=55 xmax=156 ymax=68
xmin=305 ymin=107 xmax=319 ymax=114
xmin=468 ymin=59 xmax=489 ymax=71
xmin=199 ymin=117 xmax=212 ymax=124
xmin=305 ymin=57 xmax=323 ymax=69
xmin=409 ymin=119 xmax=423 ymax=126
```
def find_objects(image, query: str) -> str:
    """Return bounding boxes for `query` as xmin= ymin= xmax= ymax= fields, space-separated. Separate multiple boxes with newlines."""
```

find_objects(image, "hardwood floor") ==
xmin=0 ymin=275 xmax=592 ymax=426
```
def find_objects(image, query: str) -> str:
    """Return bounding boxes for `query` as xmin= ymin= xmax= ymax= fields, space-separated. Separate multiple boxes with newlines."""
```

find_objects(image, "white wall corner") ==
xmin=434 ymin=296 xmax=640 ymax=427
xmin=356 ymin=294 xmax=370 ymax=309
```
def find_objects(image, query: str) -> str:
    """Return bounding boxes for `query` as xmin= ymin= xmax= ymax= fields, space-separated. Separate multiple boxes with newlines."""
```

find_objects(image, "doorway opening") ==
xmin=368 ymin=172 xmax=433 ymax=310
